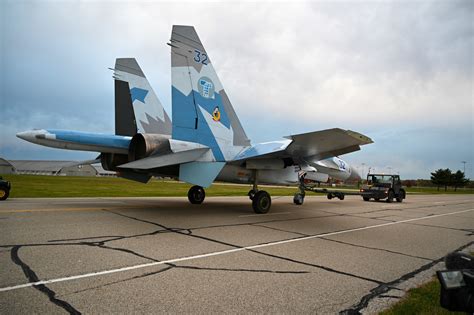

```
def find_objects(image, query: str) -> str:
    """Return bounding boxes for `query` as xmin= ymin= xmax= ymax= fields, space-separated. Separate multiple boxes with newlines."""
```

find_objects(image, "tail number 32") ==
xmin=194 ymin=50 xmax=208 ymax=65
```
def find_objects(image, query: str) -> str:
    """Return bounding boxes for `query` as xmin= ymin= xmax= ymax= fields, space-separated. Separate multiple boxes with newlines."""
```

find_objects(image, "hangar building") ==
xmin=0 ymin=158 xmax=115 ymax=177
xmin=0 ymin=158 xmax=16 ymax=174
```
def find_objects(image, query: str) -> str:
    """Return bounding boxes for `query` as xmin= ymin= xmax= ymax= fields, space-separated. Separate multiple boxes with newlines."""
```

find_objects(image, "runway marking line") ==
xmin=0 ymin=208 xmax=472 ymax=293
xmin=0 ymin=205 xmax=157 ymax=214
xmin=0 ymin=207 xmax=109 ymax=214
xmin=239 ymin=212 xmax=291 ymax=218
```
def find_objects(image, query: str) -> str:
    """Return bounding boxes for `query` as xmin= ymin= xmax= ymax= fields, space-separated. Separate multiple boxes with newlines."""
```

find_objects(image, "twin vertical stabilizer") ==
xmin=170 ymin=26 xmax=250 ymax=163
xmin=113 ymin=58 xmax=172 ymax=136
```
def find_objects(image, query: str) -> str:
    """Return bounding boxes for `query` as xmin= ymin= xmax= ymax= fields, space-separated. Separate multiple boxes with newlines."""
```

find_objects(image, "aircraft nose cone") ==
xmin=16 ymin=131 xmax=31 ymax=141
xmin=16 ymin=129 xmax=45 ymax=142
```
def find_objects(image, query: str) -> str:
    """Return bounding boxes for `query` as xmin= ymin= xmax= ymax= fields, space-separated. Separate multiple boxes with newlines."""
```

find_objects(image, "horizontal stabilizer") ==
xmin=118 ymin=148 xmax=209 ymax=170
xmin=179 ymin=162 xmax=226 ymax=188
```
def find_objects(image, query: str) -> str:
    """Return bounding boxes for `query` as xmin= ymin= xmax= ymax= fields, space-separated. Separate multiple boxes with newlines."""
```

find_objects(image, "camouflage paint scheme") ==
xmin=17 ymin=25 xmax=372 ymax=189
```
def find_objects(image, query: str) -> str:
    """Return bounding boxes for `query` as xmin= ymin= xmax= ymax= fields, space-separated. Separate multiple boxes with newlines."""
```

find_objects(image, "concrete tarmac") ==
xmin=0 ymin=194 xmax=472 ymax=314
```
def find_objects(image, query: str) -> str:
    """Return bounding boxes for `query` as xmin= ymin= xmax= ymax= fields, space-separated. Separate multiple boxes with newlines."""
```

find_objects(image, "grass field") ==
xmin=406 ymin=187 xmax=474 ymax=194
xmin=1 ymin=174 xmax=299 ymax=198
xmin=0 ymin=174 xmax=472 ymax=198
xmin=379 ymin=276 xmax=465 ymax=315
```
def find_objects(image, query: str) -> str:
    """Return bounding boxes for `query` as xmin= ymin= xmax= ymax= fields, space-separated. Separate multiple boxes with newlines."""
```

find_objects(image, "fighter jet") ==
xmin=17 ymin=25 xmax=372 ymax=213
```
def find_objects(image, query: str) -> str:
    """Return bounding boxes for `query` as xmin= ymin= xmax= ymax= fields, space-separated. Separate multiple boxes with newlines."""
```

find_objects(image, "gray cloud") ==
xmin=0 ymin=1 xmax=472 ymax=178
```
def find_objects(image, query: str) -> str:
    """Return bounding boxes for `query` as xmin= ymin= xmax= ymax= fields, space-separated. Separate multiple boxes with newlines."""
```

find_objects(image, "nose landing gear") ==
xmin=293 ymin=172 xmax=306 ymax=205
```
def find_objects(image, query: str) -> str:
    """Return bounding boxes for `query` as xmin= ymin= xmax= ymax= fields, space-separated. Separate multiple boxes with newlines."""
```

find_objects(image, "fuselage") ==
xmin=16 ymin=129 xmax=360 ymax=184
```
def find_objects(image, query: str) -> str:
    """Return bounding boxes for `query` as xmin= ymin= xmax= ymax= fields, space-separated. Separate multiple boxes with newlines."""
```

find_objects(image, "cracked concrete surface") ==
xmin=0 ymin=194 xmax=472 ymax=314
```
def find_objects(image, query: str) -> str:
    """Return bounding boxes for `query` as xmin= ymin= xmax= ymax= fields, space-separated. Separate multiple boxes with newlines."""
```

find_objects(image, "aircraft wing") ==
xmin=234 ymin=128 xmax=373 ymax=162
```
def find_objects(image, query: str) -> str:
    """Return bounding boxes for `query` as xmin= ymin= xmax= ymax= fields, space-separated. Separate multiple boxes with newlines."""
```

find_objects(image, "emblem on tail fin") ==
xmin=198 ymin=77 xmax=214 ymax=98
xmin=212 ymin=107 xmax=221 ymax=122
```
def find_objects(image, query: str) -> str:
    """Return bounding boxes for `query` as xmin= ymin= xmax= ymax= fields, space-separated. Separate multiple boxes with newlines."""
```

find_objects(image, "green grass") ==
xmin=1 ymin=174 xmax=472 ymax=198
xmin=381 ymin=251 xmax=474 ymax=315
xmin=404 ymin=187 xmax=474 ymax=194
xmin=379 ymin=279 xmax=462 ymax=315
xmin=379 ymin=278 xmax=462 ymax=315
xmin=1 ymin=174 xmax=299 ymax=198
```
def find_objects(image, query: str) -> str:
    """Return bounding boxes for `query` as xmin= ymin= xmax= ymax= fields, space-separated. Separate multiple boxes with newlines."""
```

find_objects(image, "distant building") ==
xmin=0 ymin=158 xmax=116 ymax=177
xmin=0 ymin=158 xmax=16 ymax=174
xmin=59 ymin=164 xmax=98 ymax=177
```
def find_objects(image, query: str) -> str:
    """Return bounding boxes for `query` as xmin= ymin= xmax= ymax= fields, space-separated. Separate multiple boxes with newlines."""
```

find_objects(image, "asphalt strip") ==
xmin=1 ymin=208 xmax=472 ymax=293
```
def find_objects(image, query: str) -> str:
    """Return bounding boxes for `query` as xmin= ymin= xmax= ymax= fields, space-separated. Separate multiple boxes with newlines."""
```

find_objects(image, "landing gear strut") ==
xmin=188 ymin=185 xmax=205 ymax=204
xmin=248 ymin=189 xmax=256 ymax=200
xmin=250 ymin=170 xmax=271 ymax=214
xmin=293 ymin=172 xmax=306 ymax=205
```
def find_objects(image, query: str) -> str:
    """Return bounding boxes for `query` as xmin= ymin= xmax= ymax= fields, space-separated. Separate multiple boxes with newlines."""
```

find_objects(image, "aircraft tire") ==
xmin=252 ymin=191 xmax=271 ymax=214
xmin=362 ymin=197 xmax=370 ymax=201
xmin=188 ymin=186 xmax=205 ymax=204
xmin=0 ymin=188 xmax=8 ymax=201
xmin=327 ymin=194 xmax=333 ymax=200
xmin=293 ymin=193 xmax=304 ymax=205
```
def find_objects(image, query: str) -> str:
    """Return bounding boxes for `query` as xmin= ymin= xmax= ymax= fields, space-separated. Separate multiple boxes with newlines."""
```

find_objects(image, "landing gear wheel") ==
xmin=0 ymin=188 xmax=9 ymax=201
xmin=327 ymin=194 xmax=334 ymax=200
xmin=396 ymin=190 xmax=405 ymax=203
xmin=188 ymin=186 xmax=205 ymax=204
xmin=386 ymin=191 xmax=394 ymax=203
xmin=338 ymin=194 xmax=345 ymax=200
xmin=293 ymin=193 xmax=304 ymax=205
xmin=248 ymin=189 xmax=256 ymax=200
xmin=362 ymin=197 xmax=370 ymax=201
xmin=252 ymin=191 xmax=271 ymax=214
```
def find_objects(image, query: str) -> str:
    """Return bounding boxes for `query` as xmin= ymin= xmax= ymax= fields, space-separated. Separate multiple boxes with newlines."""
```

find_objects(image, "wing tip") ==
xmin=345 ymin=130 xmax=374 ymax=145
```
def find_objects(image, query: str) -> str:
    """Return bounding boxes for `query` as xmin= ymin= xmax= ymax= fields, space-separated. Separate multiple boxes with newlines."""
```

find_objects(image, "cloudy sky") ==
xmin=1 ymin=0 xmax=473 ymax=179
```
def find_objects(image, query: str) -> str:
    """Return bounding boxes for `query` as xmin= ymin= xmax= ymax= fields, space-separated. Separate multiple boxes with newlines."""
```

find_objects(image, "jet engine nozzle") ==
xmin=128 ymin=133 xmax=171 ymax=162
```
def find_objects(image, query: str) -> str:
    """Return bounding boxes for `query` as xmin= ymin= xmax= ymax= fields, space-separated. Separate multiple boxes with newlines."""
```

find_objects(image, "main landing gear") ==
xmin=188 ymin=185 xmax=205 ymax=204
xmin=248 ymin=171 xmax=271 ymax=214
xmin=250 ymin=190 xmax=271 ymax=214
xmin=186 ymin=171 xmax=272 ymax=214
xmin=187 ymin=180 xmax=272 ymax=214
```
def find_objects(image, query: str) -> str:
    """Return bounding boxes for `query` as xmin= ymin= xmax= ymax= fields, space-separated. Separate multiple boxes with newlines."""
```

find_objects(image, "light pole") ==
xmin=461 ymin=161 xmax=466 ymax=174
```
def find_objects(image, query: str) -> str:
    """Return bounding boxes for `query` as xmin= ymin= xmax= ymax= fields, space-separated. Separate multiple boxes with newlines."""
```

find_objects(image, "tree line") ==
xmin=430 ymin=169 xmax=469 ymax=191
